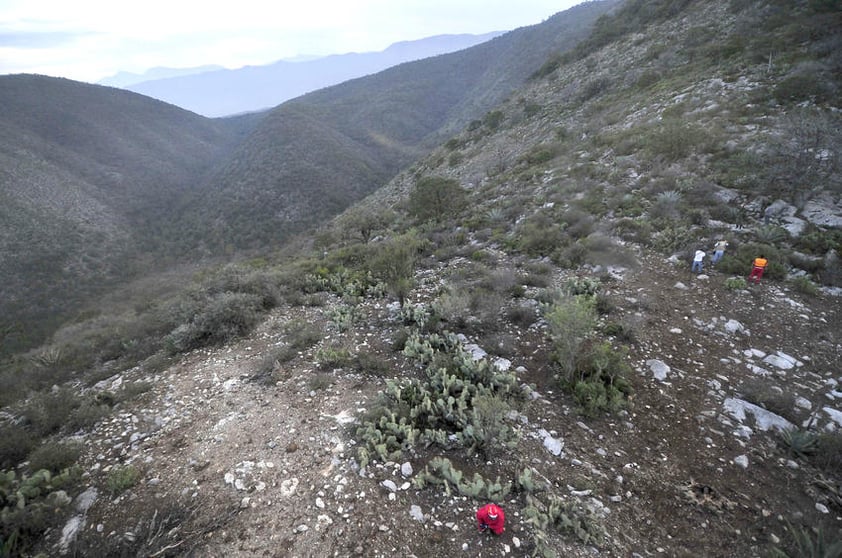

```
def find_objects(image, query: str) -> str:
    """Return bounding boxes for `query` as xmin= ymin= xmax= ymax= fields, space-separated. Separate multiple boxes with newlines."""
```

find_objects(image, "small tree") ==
xmin=368 ymin=234 xmax=418 ymax=305
xmin=408 ymin=176 xmax=467 ymax=223
xmin=342 ymin=207 xmax=394 ymax=243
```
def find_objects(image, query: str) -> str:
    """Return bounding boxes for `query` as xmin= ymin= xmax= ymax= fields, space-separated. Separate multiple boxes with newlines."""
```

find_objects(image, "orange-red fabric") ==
xmin=753 ymin=257 xmax=768 ymax=269
xmin=476 ymin=503 xmax=505 ymax=534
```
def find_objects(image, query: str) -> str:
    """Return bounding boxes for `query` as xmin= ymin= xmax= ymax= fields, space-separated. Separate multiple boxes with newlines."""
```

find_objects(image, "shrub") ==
xmin=545 ymin=295 xmax=597 ymax=376
xmin=774 ymin=71 xmax=834 ymax=104
xmin=106 ymin=464 xmax=140 ymax=495
xmin=520 ymin=145 xmax=558 ymax=166
xmin=811 ymin=432 xmax=842 ymax=474
xmin=27 ymin=441 xmax=82 ymax=474
xmin=367 ymin=235 xmax=418 ymax=305
xmin=725 ymin=277 xmax=749 ymax=290
xmin=307 ymin=373 xmax=334 ymax=391
xmin=164 ymin=292 xmax=263 ymax=354
xmin=354 ymin=349 xmax=392 ymax=376
xmin=506 ymin=303 xmax=539 ymax=327
xmin=21 ymin=388 xmax=80 ymax=438
xmin=569 ymin=341 xmax=633 ymax=416
xmin=790 ymin=276 xmax=819 ymax=296
xmin=408 ymin=176 xmax=467 ymax=223
xmin=0 ymin=425 xmax=36 ymax=469
xmin=315 ymin=344 xmax=354 ymax=370
xmin=517 ymin=214 xmax=568 ymax=257
xmin=602 ymin=321 xmax=637 ymax=343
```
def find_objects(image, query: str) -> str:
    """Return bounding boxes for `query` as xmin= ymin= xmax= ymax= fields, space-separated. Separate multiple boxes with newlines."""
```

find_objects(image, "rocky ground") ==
xmin=50 ymin=245 xmax=842 ymax=558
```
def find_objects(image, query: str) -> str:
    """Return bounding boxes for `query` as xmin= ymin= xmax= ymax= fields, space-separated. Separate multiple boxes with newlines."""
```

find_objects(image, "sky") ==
xmin=0 ymin=0 xmax=582 ymax=84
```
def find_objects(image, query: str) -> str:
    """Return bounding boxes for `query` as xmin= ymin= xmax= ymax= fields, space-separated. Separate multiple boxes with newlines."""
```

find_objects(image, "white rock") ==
xmin=410 ymin=504 xmax=424 ymax=521
xmin=401 ymin=462 xmax=413 ymax=477
xmin=315 ymin=497 xmax=325 ymax=509
xmin=280 ymin=478 xmax=299 ymax=497
xmin=646 ymin=359 xmax=670 ymax=382
xmin=674 ymin=282 xmax=688 ymax=290
xmin=493 ymin=357 xmax=512 ymax=371
xmin=513 ymin=537 xmax=521 ymax=548
xmin=733 ymin=455 xmax=749 ymax=468
xmin=763 ymin=354 xmax=796 ymax=370
xmin=723 ymin=398 xmax=795 ymax=433
xmin=538 ymin=429 xmax=564 ymax=456
xmin=381 ymin=479 xmax=398 ymax=492
xmin=724 ymin=319 xmax=745 ymax=335
xmin=816 ymin=503 xmax=830 ymax=514
xmin=823 ymin=407 xmax=842 ymax=427
xmin=59 ymin=516 xmax=83 ymax=554
xmin=795 ymin=396 xmax=812 ymax=410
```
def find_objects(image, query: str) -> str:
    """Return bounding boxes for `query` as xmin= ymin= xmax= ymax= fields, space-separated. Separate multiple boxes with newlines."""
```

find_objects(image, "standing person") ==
xmin=476 ymin=503 xmax=505 ymax=535
xmin=748 ymin=254 xmax=768 ymax=284
xmin=712 ymin=240 xmax=728 ymax=265
xmin=692 ymin=249 xmax=706 ymax=273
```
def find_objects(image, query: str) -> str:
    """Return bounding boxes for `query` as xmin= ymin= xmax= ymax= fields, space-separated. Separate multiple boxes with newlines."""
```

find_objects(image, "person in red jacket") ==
xmin=748 ymin=255 xmax=768 ymax=284
xmin=476 ymin=503 xmax=505 ymax=534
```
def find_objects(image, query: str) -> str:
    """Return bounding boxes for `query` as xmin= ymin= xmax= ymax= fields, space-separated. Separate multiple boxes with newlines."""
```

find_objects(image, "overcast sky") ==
xmin=0 ymin=0 xmax=582 ymax=83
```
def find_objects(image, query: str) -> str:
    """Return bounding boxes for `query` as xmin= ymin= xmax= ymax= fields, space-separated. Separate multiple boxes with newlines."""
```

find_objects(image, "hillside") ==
xmin=124 ymin=32 xmax=505 ymax=117
xmin=1 ymin=1 xmax=841 ymax=557
xmin=0 ymin=75 xmax=251 ymax=354
xmin=0 ymin=1 xmax=617 ymax=356
xmin=176 ymin=0 xmax=619 ymax=252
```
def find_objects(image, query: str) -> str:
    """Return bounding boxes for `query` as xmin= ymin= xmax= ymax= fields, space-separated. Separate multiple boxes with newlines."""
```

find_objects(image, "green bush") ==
xmin=568 ymin=341 xmax=633 ymax=416
xmin=0 ymin=425 xmax=36 ymax=469
xmin=106 ymin=465 xmax=140 ymax=495
xmin=367 ymin=234 xmax=418 ymax=305
xmin=164 ymin=292 xmax=264 ymax=354
xmin=725 ymin=277 xmax=749 ymax=290
xmin=408 ymin=176 xmax=467 ymax=223
xmin=314 ymin=344 xmax=354 ymax=370
xmin=27 ymin=441 xmax=82 ymax=474
xmin=790 ymin=276 xmax=819 ymax=296
xmin=545 ymin=295 xmax=597 ymax=376
xmin=21 ymin=388 xmax=80 ymax=438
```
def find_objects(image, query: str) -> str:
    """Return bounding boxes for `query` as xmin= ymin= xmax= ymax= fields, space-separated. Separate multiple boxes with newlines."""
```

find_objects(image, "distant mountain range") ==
xmin=111 ymin=32 xmax=505 ymax=117
xmin=98 ymin=65 xmax=226 ymax=88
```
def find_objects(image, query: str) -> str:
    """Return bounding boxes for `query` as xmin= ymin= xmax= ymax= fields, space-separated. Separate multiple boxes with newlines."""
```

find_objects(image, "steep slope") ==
xmin=0 ymin=75 xmax=246 ymax=353
xmin=179 ymin=0 xmax=620 ymax=251
xmin=125 ymin=33 xmax=505 ymax=117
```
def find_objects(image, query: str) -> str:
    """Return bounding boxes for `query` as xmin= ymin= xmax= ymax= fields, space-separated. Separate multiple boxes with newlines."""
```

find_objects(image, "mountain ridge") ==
xmin=123 ymin=31 xmax=506 ymax=117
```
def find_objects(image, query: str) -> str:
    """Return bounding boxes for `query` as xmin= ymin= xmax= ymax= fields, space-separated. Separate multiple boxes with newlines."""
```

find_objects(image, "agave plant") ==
xmin=780 ymin=428 xmax=818 ymax=458
xmin=769 ymin=523 xmax=842 ymax=558
xmin=755 ymin=224 xmax=790 ymax=245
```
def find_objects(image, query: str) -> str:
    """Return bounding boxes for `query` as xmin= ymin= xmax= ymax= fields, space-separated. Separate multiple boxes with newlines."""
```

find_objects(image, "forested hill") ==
xmin=173 ymin=0 xmax=620 ymax=252
xmin=0 ymin=75 xmax=251 ymax=353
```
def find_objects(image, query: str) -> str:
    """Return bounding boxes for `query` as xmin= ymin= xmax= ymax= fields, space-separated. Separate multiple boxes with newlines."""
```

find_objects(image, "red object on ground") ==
xmin=476 ymin=503 xmax=505 ymax=534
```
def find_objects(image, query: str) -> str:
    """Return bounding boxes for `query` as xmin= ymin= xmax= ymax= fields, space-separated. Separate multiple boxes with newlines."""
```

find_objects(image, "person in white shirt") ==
xmin=692 ymin=249 xmax=706 ymax=273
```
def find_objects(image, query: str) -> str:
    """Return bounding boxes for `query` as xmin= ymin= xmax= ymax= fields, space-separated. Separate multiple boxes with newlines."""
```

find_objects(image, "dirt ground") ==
xmin=60 ymin=249 xmax=841 ymax=558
